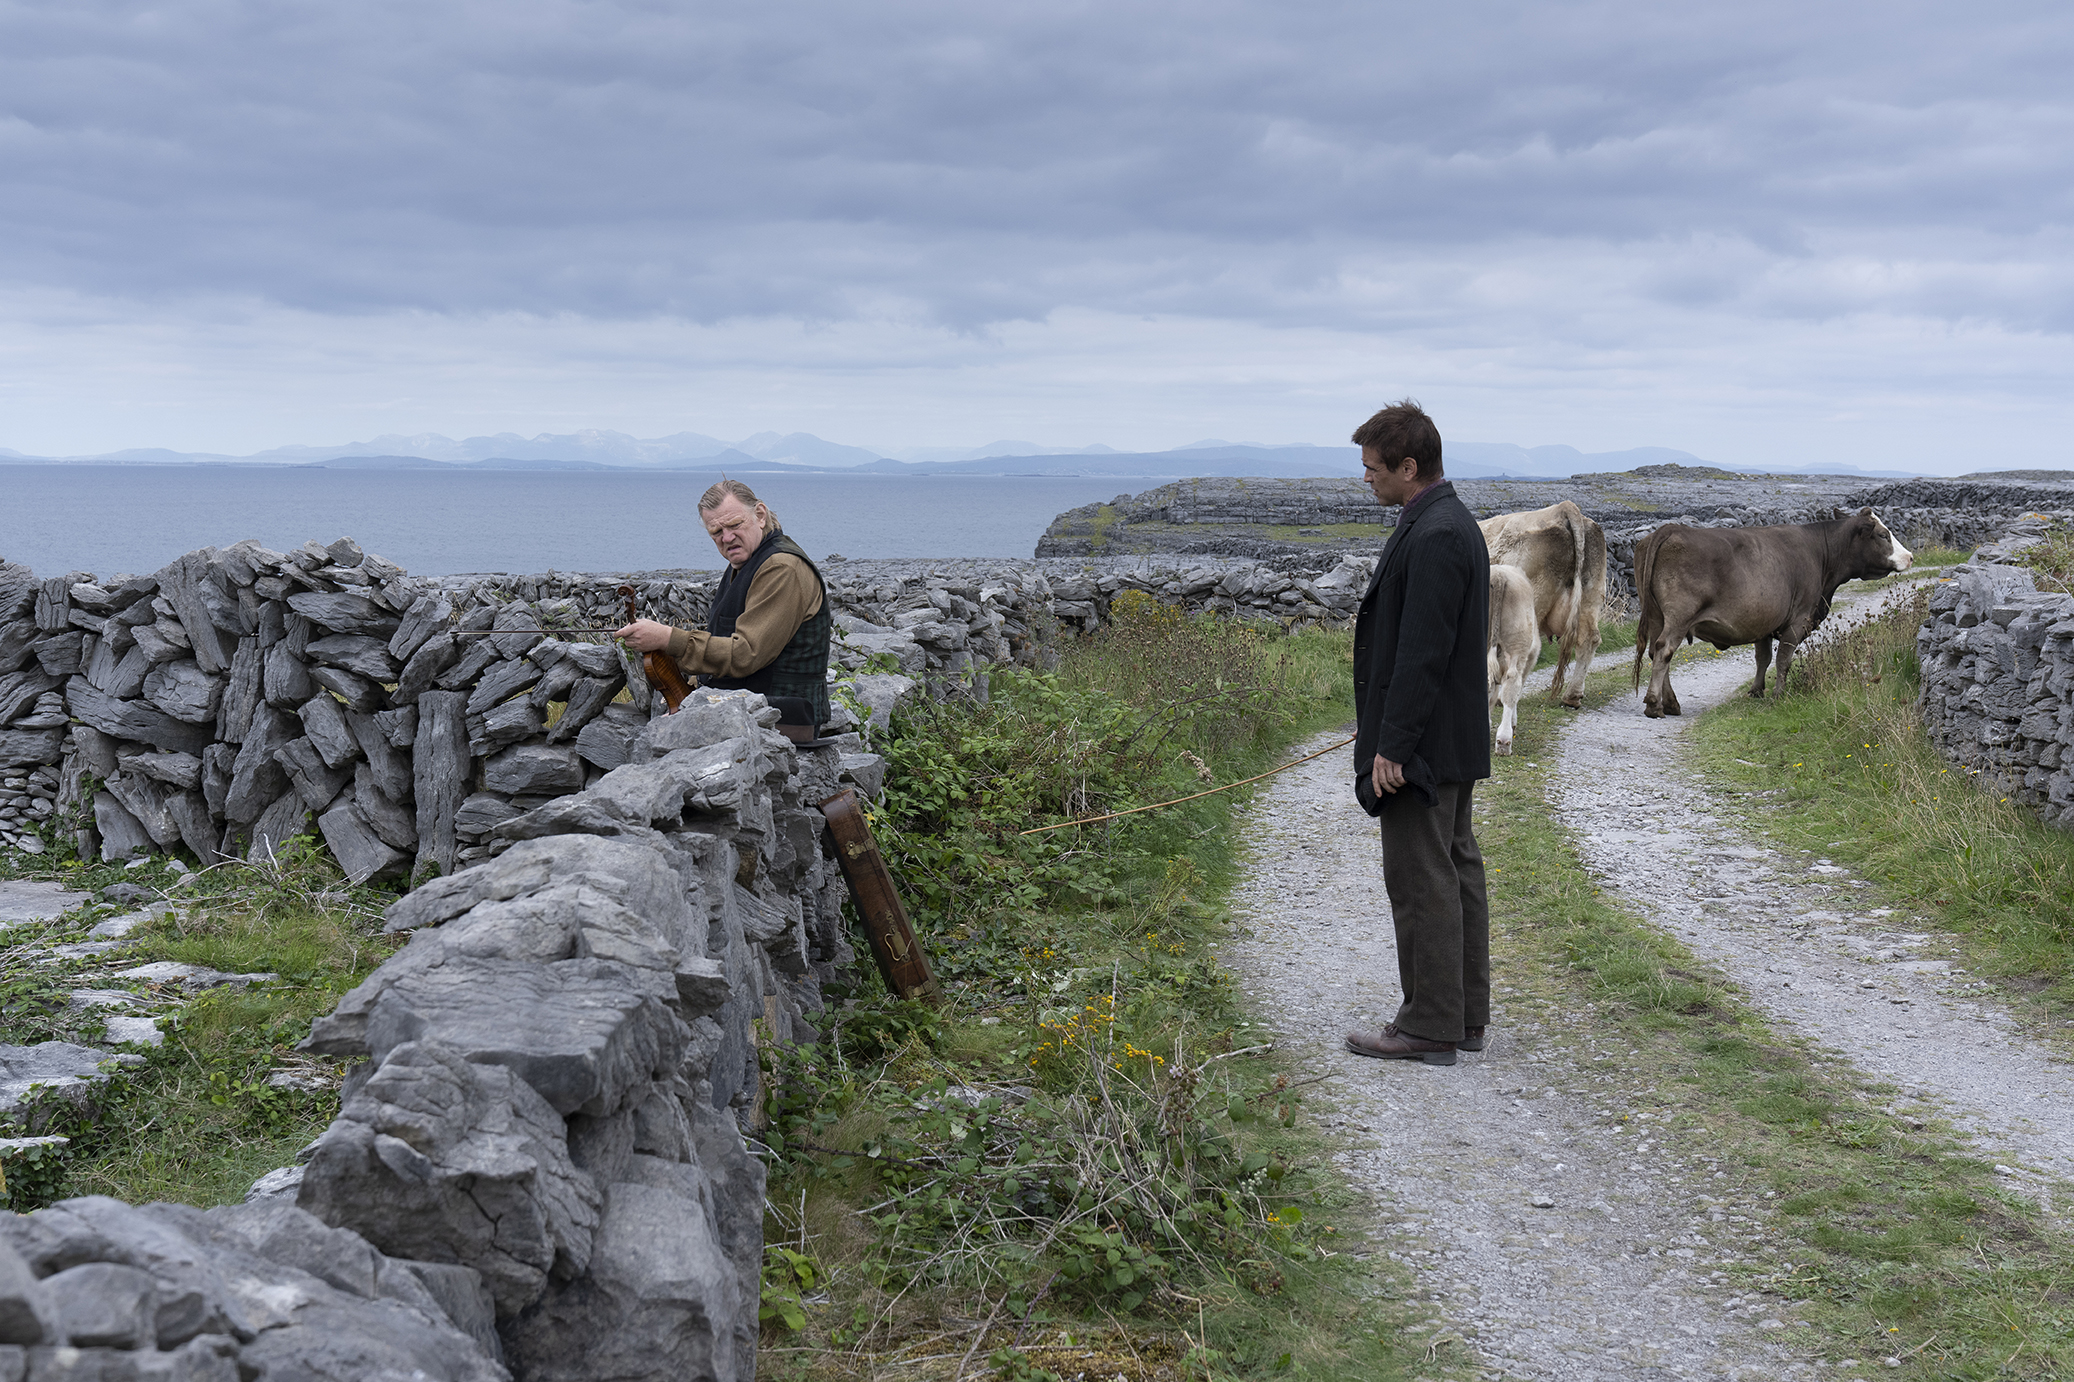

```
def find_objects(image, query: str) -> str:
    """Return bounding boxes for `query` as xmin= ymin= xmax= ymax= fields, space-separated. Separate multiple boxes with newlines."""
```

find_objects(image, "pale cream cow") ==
xmin=1487 ymin=563 xmax=1540 ymax=755
xmin=1478 ymin=500 xmax=1607 ymax=708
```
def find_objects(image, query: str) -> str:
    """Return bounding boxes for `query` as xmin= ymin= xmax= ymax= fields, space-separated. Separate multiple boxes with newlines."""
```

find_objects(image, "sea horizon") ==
xmin=1 ymin=464 xmax=1191 ymax=581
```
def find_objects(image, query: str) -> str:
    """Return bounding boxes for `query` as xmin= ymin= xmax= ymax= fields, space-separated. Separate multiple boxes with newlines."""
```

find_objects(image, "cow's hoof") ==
xmin=1644 ymin=704 xmax=1663 ymax=719
xmin=1496 ymin=741 xmax=1513 ymax=756
xmin=1560 ymin=695 xmax=1584 ymax=710
xmin=1666 ymin=704 xmax=1682 ymax=717
xmin=1747 ymin=687 xmax=1765 ymax=699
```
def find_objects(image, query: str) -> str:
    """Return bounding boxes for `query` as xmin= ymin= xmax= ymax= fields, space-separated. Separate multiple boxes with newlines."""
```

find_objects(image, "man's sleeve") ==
xmin=665 ymin=556 xmax=823 ymax=678
xmin=1372 ymin=527 xmax=1473 ymax=765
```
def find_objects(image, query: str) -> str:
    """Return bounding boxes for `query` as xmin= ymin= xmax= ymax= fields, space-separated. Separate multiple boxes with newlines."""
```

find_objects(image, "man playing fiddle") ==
xmin=615 ymin=479 xmax=833 ymax=728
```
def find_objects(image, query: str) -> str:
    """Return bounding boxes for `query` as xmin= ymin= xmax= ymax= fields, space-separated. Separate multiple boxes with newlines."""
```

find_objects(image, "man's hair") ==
xmin=699 ymin=478 xmax=779 ymax=532
xmin=1351 ymin=399 xmax=1443 ymax=479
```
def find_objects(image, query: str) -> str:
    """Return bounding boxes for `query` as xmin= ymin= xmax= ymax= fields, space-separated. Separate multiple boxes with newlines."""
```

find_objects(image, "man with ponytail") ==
xmin=615 ymin=479 xmax=833 ymax=728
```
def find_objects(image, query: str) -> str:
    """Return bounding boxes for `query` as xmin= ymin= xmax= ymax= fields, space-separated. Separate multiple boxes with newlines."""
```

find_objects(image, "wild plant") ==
xmin=2017 ymin=518 xmax=2074 ymax=594
xmin=760 ymin=1001 xmax=1316 ymax=1348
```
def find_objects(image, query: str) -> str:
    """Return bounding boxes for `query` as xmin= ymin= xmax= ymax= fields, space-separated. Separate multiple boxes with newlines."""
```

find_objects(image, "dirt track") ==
xmin=1222 ymin=584 xmax=2070 ymax=1380
xmin=1555 ymin=602 xmax=2074 ymax=1198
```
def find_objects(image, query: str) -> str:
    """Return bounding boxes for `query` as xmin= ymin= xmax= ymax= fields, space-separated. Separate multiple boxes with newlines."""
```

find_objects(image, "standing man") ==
xmin=1345 ymin=400 xmax=1492 ymax=1067
xmin=616 ymin=479 xmax=833 ymax=728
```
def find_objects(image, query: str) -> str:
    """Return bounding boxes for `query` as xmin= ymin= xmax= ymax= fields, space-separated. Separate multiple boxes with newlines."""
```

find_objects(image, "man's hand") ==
xmin=1371 ymin=753 xmax=1406 ymax=796
xmin=615 ymin=619 xmax=673 ymax=653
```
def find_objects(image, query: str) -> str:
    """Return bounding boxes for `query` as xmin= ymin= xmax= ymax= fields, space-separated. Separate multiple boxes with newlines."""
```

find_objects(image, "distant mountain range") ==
xmin=0 ymin=428 xmax=1927 ymax=478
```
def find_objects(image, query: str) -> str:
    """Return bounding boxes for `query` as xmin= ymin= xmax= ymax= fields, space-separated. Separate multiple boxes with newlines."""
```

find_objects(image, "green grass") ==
xmin=2015 ymin=520 xmax=2074 ymax=594
xmin=1 ymin=838 xmax=399 ymax=1210
xmin=758 ymin=615 xmax=1460 ymax=1382
xmin=1479 ymin=669 xmax=2074 ymax=1379
xmin=1904 ymin=545 xmax=1977 ymax=570
xmin=1529 ymin=614 xmax=1637 ymax=672
xmin=1688 ymin=587 xmax=2074 ymax=1018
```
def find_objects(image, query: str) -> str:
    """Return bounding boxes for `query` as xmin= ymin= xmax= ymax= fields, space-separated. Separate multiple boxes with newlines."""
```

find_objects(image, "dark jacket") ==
xmin=1353 ymin=481 xmax=1492 ymax=800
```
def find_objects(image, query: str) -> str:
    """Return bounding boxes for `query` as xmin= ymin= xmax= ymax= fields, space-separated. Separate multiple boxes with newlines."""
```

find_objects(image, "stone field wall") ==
xmin=429 ymin=550 xmax=1377 ymax=685
xmin=0 ymin=690 xmax=829 ymax=1381
xmin=0 ymin=537 xmax=900 ymax=1379
xmin=1916 ymin=524 xmax=2074 ymax=834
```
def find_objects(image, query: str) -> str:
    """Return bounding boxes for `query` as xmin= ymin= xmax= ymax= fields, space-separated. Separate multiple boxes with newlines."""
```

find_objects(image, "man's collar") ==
xmin=1393 ymin=478 xmax=1452 ymax=529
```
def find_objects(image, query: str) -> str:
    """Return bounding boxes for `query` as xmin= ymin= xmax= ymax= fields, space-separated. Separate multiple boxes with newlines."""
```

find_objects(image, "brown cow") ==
xmin=1631 ymin=507 xmax=1913 ymax=718
xmin=1478 ymin=500 xmax=1607 ymax=708
xmin=1487 ymin=563 xmax=1539 ymax=755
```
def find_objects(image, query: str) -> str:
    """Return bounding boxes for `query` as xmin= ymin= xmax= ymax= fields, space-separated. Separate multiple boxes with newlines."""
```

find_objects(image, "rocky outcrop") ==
xmin=1917 ymin=541 xmax=2074 ymax=834
xmin=1032 ymin=470 xmax=1885 ymax=561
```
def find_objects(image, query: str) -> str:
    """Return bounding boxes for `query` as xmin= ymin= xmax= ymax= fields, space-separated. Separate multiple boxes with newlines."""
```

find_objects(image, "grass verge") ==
xmin=757 ymin=607 xmax=1453 ymax=1381
xmin=1480 ymin=665 xmax=2074 ymax=1379
xmin=1 ymin=837 xmax=395 ymax=1209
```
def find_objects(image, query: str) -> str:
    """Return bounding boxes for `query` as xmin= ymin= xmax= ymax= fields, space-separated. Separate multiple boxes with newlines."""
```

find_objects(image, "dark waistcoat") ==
xmin=705 ymin=532 xmax=833 ymax=725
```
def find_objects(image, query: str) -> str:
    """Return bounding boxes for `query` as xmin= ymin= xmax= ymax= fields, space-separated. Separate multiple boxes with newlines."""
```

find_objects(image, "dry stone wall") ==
xmin=1 ymin=541 xmax=1380 ymax=870
xmin=0 ymin=539 xmax=891 ymax=1380
xmin=282 ymin=689 xmax=856 ymax=1381
xmin=1917 ymin=529 xmax=2074 ymax=834
xmin=434 ymin=552 xmax=1378 ymax=686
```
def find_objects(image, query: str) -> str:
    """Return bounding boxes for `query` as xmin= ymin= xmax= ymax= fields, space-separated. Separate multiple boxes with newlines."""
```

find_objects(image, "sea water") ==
xmin=0 ymin=466 xmax=1148 ymax=579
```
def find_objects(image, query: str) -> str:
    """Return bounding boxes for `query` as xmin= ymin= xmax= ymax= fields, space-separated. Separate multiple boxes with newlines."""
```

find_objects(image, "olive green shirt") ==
xmin=665 ymin=552 xmax=825 ymax=681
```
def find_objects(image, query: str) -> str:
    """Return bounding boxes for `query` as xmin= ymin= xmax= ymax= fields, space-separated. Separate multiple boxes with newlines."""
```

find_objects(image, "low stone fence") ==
xmin=0 ymin=541 xmax=879 ymax=877
xmin=1 ymin=538 xmax=885 ymax=1378
xmin=1917 ymin=545 xmax=2074 ymax=833
xmin=284 ymin=690 xmax=842 ymax=1380
xmin=431 ymin=552 xmax=1377 ymax=691
xmin=0 ymin=691 xmax=804 ymax=1380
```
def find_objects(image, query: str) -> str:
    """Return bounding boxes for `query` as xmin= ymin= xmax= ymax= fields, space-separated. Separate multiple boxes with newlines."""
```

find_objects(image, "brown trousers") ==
xmin=1378 ymin=780 xmax=1489 ymax=1044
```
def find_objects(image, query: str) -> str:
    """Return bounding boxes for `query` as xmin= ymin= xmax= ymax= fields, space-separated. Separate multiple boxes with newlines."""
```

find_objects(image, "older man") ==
xmin=615 ymin=479 xmax=833 ymax=727
xmin=1345 ymin=400 xmax=1492 ymax=1067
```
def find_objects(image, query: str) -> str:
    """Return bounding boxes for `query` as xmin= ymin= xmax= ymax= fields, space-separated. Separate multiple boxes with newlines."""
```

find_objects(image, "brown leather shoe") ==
xmin=1458 ymin=1026 xmax=1486 ymax=1052
xmin=1345 ymin=1023 xmax=1457 ymax=1066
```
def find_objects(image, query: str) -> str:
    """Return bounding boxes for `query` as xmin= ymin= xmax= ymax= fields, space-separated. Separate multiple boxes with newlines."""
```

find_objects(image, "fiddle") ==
xmin=618 ymin=584 xmax=692 ymax=713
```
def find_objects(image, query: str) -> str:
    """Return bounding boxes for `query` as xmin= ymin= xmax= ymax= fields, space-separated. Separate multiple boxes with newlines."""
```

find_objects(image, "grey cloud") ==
xmin=0 ymin=0 xmax=2070 ymax=334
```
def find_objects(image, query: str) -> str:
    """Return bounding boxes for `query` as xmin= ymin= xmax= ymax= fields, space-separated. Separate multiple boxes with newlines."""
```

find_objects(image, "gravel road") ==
xmin=1553 ymin=591 xmax=2074 ymax=1197
xmin=1222 ymin=581 xmax=2070 ymax=1379
xmin=1224 ymin=735 xmax=1811 ymax=1380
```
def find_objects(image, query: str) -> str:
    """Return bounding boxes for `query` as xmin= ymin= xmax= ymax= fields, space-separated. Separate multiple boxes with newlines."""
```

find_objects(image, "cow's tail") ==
xmin=1560 ymin=501 xmax=1590 ymax=644
xmin=1631 ymin=527 xmax=1665 ymax=691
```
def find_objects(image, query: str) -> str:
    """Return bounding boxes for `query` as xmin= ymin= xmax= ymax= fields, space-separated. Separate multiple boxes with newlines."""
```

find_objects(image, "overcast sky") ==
xmin=2 ymin=0 xmax=2069 ymax=470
